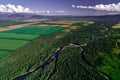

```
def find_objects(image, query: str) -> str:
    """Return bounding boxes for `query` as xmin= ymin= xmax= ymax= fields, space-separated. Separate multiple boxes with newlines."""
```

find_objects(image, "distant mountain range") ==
xmin=0 ymin=12 xmax=120 ymax=19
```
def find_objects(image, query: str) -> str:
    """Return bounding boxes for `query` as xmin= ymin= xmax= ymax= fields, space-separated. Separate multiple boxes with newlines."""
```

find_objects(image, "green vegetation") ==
xmin=0 ymin=19 xmax=105 ymax=80
xmin=0 ymin=51 xmax=9 ymax=58
xmin=72 ymin=22 xmax=85 ymax=26
xmin=0 ymin=33 xmax=39 ymax=40
xmin=51 ymin=47 xmax=105 ymax=80
xmin=0 ymin=18 xmax=119 ymax=80
xmin=0 ymin=39 xmax=28 ymax=50
xmin=5 ymin=26 xmax=64 ymax=35
xmin=83 ymin=21 xmax=120 ymax=80
xmin=0 ymin=25 xmax=64 ymax=58
xmin=0 ymin=20 xmax=28 ymax=27
xmin=84 ymin=38 xmax=120 ymax=80
xmin=26 ymin=47 xmax=106 ymax=80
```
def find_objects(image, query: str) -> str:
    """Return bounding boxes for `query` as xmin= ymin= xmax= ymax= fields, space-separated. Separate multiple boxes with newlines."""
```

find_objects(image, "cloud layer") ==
xmin=35 ymin=10 xmax=50 ymax=14
xmin=0 ymin=4 xmax=67 ymax=15
xmin=72 ymin=2 xmax=120 ymax=12
xmin=35 ymin=10 xmax=67 ymax=15
xmin=0 ymin=4 xmax=32 ymax=13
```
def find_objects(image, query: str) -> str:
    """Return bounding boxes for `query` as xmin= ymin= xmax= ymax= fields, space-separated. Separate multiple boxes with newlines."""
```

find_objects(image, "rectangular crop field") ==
xmin=0 ymin=33 xmax=39 ymax=40
xmin=0 ymin=39 xmax=28 ymax=50
xmin=4 ymin=26 xmax=64 ymax=35
xmin=0 ymin=51 xmax=9 ymax=58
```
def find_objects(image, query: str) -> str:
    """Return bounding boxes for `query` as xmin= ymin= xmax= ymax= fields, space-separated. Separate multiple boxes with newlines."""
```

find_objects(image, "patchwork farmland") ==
xmin=0 ymin=26 xmax=64 ymax=58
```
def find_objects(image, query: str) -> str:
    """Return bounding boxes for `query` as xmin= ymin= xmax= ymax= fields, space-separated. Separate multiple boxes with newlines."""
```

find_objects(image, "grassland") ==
xmin=5 ymin=26 xmax=64 ymax=35
xmin=0 ymin=39 xmax=28 ymax=50
xmin=0 ymin=33 xmax=39 ymax=40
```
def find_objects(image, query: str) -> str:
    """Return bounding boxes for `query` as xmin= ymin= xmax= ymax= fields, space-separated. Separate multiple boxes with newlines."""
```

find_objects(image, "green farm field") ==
xmin=4 ymin=26 xmax=64 ymax=35
xmin=0 ymin=51 xmax=9 ymax=58
xmin=0 ymin=39 xmax=28 ymax=50
xmin=0 ymin=33 xmax=39 ymax=40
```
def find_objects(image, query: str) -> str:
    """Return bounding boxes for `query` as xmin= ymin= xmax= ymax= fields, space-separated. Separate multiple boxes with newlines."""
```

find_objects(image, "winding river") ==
xmin=13 ymin=25 xmax=112 ymax=80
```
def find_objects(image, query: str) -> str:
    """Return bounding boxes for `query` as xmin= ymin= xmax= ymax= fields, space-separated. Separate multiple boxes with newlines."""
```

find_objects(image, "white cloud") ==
xmin=0 ymin=4 xmax=33 ymax=13
xmin=35 ymin=10 xmax=67 ymax=15
xmin=72 ymin=2 xmax=120 ymax=12
xmin=0 ymin=4 xmax=67 ymax=15
xmin=35 ymin=10 xmax=51 ymax=14
xmin=72 ymin=5 xmax=76 ymax=8
xmin=56 ymin=11 xmax=67 ymax=13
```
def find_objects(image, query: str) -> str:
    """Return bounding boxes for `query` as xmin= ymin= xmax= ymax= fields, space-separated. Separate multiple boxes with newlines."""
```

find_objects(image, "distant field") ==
xmin=0 ymin=51 xmax=9 ymax=58
xmin=0 ymin=20 xmax=28 ymax=27
xmin=112 ymin=23 xmax=120 ymax=29
xmin=0 ymin=33 xmax=39 ymax=40
xmin=0 ymin=39 xmax=28 ymax=50
xmin=4 ymin=26 xmax=64 ymax=35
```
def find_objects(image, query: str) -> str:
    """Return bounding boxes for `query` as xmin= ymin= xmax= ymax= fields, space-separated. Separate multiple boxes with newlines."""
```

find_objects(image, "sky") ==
xmin=0 ymin=0 xmax=120 ymax=16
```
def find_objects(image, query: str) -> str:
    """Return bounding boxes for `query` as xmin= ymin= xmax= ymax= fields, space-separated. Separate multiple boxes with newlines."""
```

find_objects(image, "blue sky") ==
xmin=0 ymin=0 xmax=120 ymax=16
